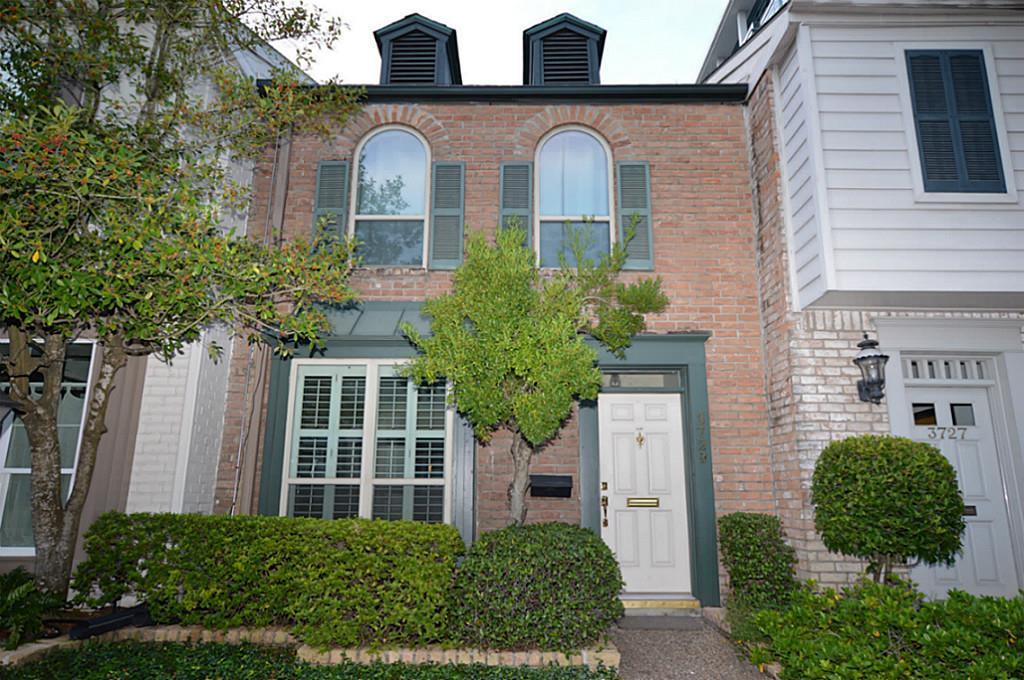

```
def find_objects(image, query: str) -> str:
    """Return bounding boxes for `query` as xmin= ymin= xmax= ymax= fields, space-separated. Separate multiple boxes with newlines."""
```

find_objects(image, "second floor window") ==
xmin=537 ymin=128 xmax=613 ymax=267
xmin=906 ymin=50 xmax=1006 ymax=194
xmin=353 ymin=128 xmax=429 ymax=266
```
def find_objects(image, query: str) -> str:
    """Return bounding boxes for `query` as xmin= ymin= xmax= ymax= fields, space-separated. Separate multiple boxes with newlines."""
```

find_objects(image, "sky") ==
xmin=274 ymin=1 xmax=731 ymax=85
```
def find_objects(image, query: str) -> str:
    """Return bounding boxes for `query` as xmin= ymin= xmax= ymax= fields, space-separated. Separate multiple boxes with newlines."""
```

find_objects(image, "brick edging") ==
xmin=1 ymin=625 xmax=620 ymax=670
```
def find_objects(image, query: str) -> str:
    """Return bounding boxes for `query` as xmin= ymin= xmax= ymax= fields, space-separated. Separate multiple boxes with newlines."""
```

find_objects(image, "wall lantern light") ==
xmin=853 ymin=333 xmax=889 ymax=404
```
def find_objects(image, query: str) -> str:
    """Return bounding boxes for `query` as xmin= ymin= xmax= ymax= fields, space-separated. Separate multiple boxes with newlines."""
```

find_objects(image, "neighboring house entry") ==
xmin=598 ymin=392 xmax=691 ymax=600
xmin=894 ymin=357 xmax=1021 ymax=598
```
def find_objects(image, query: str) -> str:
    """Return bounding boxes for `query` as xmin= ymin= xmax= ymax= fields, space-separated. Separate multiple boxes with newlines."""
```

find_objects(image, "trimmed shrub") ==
xmin=812 ymin=435 xmax=964 ymax=582
xmin=718 ymin=513 xmax=797 ymax=640
xmin=2 ymin=641 xmax=621 ymax=680
xmin=0 ymin=568 xmax=62 ymax=650
xmin=71 ymin=513 xmax=464 ymax=649
xmin=450 ymin=523 xmax=623 ymax=651
xmin=752 ymin=579 xmax=1024 ymax=679
xmin=718 ymin=512 xmax=797 ymax=610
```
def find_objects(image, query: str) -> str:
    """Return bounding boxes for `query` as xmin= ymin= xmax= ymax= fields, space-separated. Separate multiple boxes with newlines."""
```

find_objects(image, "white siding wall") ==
xmin=776 ymin=43 xmax=828 ymax=307
xmin=806 ymin=21 xmax=1024 ymax=296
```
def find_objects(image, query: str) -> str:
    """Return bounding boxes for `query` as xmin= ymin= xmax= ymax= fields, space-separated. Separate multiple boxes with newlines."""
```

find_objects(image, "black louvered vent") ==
xmin=388 ymin=30 xmax=438 ymax=84
xmin=541 ymin=29 xmax=591 ymax=84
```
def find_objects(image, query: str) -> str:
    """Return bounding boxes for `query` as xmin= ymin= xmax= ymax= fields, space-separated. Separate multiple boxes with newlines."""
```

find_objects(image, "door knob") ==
xmin=601 ymin=495 xmax=609 ymax=527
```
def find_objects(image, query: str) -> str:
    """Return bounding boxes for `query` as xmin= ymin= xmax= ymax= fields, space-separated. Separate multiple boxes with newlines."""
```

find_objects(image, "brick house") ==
xmin=701 ymin=0 xmax=1024 ymax=598
xmin=206 ymin=12 xmax=771 ymax=609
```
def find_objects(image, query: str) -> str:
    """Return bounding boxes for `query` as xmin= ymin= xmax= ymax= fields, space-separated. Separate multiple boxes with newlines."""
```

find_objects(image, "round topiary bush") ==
xmin=451 ymin=522 xmax=623 ymax=651
xmin=811 ymin=434 xmax=965 ymax=582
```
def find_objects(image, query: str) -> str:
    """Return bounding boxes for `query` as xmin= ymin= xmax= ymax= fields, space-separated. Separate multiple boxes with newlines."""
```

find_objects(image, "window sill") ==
xmin=913 ymin=188 xmax=1018 ymax=204
xmin=0 ymin=548 xmax=35 ymax=558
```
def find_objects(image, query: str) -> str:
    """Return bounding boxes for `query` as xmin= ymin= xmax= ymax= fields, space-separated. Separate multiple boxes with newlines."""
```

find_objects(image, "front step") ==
xmin=618 ymin=597 xmax=702 ymax=628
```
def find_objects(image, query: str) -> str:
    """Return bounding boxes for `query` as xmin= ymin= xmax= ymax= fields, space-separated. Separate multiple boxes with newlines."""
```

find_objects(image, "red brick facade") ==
xmin=214 ymin=97 xmax=774 ymax=544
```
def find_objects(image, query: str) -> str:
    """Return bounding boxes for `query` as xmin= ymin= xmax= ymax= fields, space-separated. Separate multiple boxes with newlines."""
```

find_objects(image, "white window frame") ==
xmin=894 ymin=42 xmax=1018 ymax=204
xmin=534 ymin=125 xmax=617 ymax=267
xmin=348 ymin=125 xmax=433 ymax=267
xmin=278 ymin=358 xmax=455 ymax=524
xmin=0 ymin=339 xmax=96 ymax=557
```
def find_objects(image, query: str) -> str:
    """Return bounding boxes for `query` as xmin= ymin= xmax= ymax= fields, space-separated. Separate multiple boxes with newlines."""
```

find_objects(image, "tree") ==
xmin=403 ymin=225 xmax=668 ymax=526
xmin=0 ymin=0 xmax=363 ymax=597
xmin=811 ymin=434 xmax=965 ymax=583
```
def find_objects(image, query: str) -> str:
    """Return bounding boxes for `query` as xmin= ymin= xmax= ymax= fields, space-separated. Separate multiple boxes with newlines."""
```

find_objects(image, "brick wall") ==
xmin=216 ymin=99 xmax=775 ymax=539
xmin=128 ymin=352 xmax=190 ymax=513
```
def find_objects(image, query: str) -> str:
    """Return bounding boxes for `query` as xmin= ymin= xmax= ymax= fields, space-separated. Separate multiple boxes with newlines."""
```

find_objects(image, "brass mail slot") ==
xmin=963 ymin=505 xmax=978 ymax=517
xmin=627 ymin=497 xmax=660 ymax=508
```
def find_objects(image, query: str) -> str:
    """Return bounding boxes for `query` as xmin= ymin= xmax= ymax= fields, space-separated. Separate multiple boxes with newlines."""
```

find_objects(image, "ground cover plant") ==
xmin=0 ymin=641 xmax=620 ymax=680
xmin=749 ymin=579 xmax=1024 ymax=679
xmin=451 ymin=523 xmax=624 ymax=651
xmin=0 ymin=568 xmax=61 ymax=650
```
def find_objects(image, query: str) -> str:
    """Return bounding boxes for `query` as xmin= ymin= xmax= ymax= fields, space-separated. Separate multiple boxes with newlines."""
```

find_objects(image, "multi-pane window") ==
xmin=906 ymin=50 xmax=1005 ymax=193
xmin=282 ymin=362 xmax=450 ymax=523
xmin=352 ymin=128 xmax=429 ymax=266
xmin=537 ymin=129 xmax=613 ymax=267
xmin=0 ymin=343 xmax=93 ymax=554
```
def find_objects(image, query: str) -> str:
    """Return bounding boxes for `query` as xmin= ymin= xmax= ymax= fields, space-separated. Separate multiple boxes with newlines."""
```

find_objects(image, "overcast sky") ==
xmin=275 ymin=1 xmax=730 ymax=85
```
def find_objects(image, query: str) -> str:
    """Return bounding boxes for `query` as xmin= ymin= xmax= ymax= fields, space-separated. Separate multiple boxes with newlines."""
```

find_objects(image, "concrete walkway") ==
xmin=611 ymin=621 xmax=763 ymax=680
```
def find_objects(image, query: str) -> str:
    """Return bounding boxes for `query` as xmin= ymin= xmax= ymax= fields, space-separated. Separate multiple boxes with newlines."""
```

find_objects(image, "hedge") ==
xmin=751 ymin=579 xmax=1024 ymax=679
xmin=1 ymin=642 xmax=620 ymax=680
xmin=450 ymin=523 xmax=624 ymax=651
xmin=71 ymin=513 xmax=465 ymax=649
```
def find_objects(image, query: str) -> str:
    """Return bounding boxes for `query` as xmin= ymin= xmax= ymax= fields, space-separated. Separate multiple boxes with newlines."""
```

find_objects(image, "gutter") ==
xmin=257 ymin=81 xmax=749 ymax=104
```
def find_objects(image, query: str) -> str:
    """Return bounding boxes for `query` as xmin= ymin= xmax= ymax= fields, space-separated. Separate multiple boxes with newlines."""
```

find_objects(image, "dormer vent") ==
xmin=541 ymin=29 xmax=590 ymax=84
xmin=388 ymin=30 xmax=437 ymax=84
xmin=524 ymin=13 xmax=606 ymax=86
xmin=375 ymin=14 xmax=462 ymax=86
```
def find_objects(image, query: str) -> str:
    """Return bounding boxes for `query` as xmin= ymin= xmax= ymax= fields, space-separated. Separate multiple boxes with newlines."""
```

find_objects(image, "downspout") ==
xmin=228 ymin=130 xmax=292 ymax=515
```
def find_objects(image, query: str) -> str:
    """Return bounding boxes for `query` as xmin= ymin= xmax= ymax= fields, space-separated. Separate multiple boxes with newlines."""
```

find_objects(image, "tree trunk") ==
xmin=5 ymin=329 xmax=127 ymax=598
xmin=507 ymin=429 xmax=534 ymax=526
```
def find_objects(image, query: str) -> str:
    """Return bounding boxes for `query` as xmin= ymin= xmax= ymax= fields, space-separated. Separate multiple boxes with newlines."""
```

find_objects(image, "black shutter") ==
xmin=906 ymin=50 xmax=1005 ymax=193
xmin=313 ymin=160 xmax=349 ymax=239
xmin=429 ymin=162 xmax=465 ymax=269
xmin=499 ymin=162 xmax=533 ymax=248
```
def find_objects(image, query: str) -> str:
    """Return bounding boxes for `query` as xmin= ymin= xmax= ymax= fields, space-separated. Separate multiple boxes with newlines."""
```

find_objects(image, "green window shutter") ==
xmin=313 ymin=160 xmax=349 ymax=238
xmin=616 ymin=161 xmax=653 ymax=270
xmin=499 ymin=161 xmax=533 ymax=248
xmin=429 ymin=162 xmax=465 ymax=269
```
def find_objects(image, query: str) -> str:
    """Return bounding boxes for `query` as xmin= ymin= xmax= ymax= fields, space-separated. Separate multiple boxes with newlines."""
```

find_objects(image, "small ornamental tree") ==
xmin=403 ymin=226 xmax=667 ymax=526
xmin=0 ymin=0 xmax=362 ymax=597
xmin=811 ymin=434 xmax=965 ymax=583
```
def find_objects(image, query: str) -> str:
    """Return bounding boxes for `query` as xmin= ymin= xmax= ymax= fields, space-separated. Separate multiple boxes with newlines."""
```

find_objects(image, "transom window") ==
xmin=351 ymin=128 xmax=430 ymax=266
xmin=536 ymin=128 xmax=613 ymax=267
xmin=281 ymin=361 xmax=451 ymax=523
xmin=0 ymin=343 xmax=94 ymax=555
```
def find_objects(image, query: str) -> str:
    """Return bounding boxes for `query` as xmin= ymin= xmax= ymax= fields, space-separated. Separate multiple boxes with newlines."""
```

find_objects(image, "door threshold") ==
xmin=620 ymin=596 xmax=701 ymax=616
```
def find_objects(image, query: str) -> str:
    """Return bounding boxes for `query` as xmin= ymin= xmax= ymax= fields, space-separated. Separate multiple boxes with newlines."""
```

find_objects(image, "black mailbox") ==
xmin=530 ymin=474 xmax=572 ymax=498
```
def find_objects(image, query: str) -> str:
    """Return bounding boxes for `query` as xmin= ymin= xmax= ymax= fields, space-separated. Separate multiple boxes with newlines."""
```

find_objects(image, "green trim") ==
xmin=578 ymin=333 xmax=720 ymax=607
xmin=258 ymin=353 xmax=291 ymax=515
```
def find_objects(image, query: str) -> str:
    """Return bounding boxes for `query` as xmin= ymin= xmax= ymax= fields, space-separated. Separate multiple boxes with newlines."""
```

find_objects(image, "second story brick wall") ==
xmin=219 ymin=96 xmax=776 ymax=530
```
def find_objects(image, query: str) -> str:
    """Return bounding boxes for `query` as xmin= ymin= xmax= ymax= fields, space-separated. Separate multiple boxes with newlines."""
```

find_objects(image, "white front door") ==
xmin=904 ymin=387 xmax=1020 ymax=598
xmin=598 ymin=393 xmax=691 ymax=597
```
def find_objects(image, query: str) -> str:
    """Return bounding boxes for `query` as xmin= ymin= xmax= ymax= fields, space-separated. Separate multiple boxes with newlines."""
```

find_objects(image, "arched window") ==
xmin=536 ymin=128 xmax=613 ymax=266
xmin=351 ymin=127 xmax=429 ymax=266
